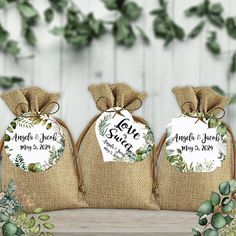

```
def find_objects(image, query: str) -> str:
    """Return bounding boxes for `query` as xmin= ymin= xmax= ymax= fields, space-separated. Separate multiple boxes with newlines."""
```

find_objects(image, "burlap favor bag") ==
xmin=156 ymin=86 xmax=235 ymax=211
xmin=76 ymin=83 xmax=159 ymax=209
xmin=0 ymin=87 xmax=88 ymax=212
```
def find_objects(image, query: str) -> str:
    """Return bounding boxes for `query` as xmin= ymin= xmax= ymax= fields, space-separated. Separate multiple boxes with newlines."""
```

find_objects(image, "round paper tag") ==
xmin=95 ymin=107 xmax=154 ymax=163
xmin=166 ymin=113 xmax=227 ymax=172
xmin=3 ymin=112 xmax=65 ymax=172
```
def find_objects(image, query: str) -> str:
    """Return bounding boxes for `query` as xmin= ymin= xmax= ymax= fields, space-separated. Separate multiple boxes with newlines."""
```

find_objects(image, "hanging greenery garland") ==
xmin=49 ymin=0 xmax=149 ymax=48
xmin=0 ymin=0 xmax=235 ymax=76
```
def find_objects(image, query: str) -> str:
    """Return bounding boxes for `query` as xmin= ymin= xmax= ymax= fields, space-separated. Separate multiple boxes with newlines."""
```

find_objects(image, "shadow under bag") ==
xmin=76 ymin=83 xmax=159 ymax=209
xmin=155 ymin=86 xmax=235 ymax=211
xmin=0 ymin=87 xmax=87 ymax=212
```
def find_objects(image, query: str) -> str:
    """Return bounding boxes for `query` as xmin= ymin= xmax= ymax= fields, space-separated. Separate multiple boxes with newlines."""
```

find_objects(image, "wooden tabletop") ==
xmin=40 ymin=209 xmax=198 ymax=236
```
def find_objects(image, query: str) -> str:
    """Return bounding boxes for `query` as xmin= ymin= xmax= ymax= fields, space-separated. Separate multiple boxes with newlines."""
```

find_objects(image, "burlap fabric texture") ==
xmin=76 ymin=83 xmax=160 ymax=209
xmin=0 ymin=87 xmax=88 ymax=213
xmin=156 ymin=86 xmax=235 ymax=211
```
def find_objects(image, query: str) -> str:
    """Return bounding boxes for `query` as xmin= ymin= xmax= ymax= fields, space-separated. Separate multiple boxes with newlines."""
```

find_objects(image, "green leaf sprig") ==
xmin=2 ymin=207 xmax=55 ymax=236
xmin=17 ymin=0 xmax=39 ymax=47
xmin=0 ymin=181 xmax=56 ymax=236
xmin=150 ymin=0 xmax=185 ymax=46
xmin=185 ymin=0 xmax=224 ymax=54
xmin=102 ymin=0 xmax=149 ymax=46
xmin=0 ymin=0 xmax=39 ymax=47
xmin=206 ymin=31 xmax=221 ymax=55
xmin=0 ymin=23 xmax=20 ymax=57
xmin=51 ymin=5 xmax=106 ymax=49
xmin=192 ymin=180 xmax=236 ymax=236
xmin=0 ymin=76 xmax=24 ymax=90
xmin=185 ymin=0 xmax=236 ymax=75
xmin=51 ymin=0 xmax=148 ymax=48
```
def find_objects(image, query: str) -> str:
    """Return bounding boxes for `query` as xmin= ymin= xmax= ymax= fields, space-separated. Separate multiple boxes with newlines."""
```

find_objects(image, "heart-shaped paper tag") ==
xmin=4 ymin=112 xmax=65 ymax=172
xmin=166 ymin=113 xmax=227 ymax=172
xmin=95 ymin=107 xmax=154 ymax=162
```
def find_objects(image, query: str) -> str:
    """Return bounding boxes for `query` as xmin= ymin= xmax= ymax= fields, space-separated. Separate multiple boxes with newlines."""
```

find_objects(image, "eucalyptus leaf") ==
xmin=44 ymin=8 xmax=54 ymax=23
xmin=113 ymin=16 xmax=136 ymax=47
xmin=230 ymin=52 xmax=236 ymax=74
xmin=208 ymin=14 xmax=224 ymax=28
xmin=2 ymin=222 xmax=18 ymax=236
xmin=209 ymin=3 xmax=223 ymax=15
xmin=198 ymin=200 xmax=214 ymax=216
xmin=198 ymin=217 xmax=208 ymax=226
xmin=7 ymin=127 xmax=13 ymax=134
xmin=5 ymin=40 xmax=20 ymax=56
xmin=221 ymin=199 xmax=235 ymax=213
xmin=185 ymin=1 xmax=208 ymax=17
xmin=188 ymin=21 xmax=205 ymax=38
xmin=30 ymin=224 xmax=41 ymax=234
xmin=102 ymin=0 xmax=119 ymax=10
xmin=87 ymin=13 xmax=105 ymax=37
xmin=208 ymin=118 xmax=218 ymax=128
xmin=211 ymin=213 xmax=226 ymax=229
xmin=122 ymin=1 xmax=142 ymax=21
xmin=172 ymin=22 xmax=185 ymax=40
xmin=203 ymin=228 xmax=218 ymax=236
xmin=0 ymin=23 xmax=9 ymax=44
xmin=166 ymin=138 xmax=173 ymax=146
xmin=226 ymin=17 xmax=236 ymax=39
xmin=43 ymin=223 xmax=55 ymax=230
xmin=49 ymin=0 xmax=68 ymax=12
xmin=219 ymin=181 xmax=230 ymax=195
xmin=23 ymin=26 xmax=36 ymax=46
xmin=192 ymin=228 xmax=201 ymax=236
xmin=206 ymin=32 xmax=221 ymax=55
xmin=33 ymin=208 xmax=44 ymax=214
xmin=27 ymin=217 xmax=36 ymax=228
xmin=38 ymin=214 xmax=50 ymax=221
xmin=216 ymin=123 xmax=227 ymax=137
xmin=4 ymin=134 xmax=10 ymax=142
xmin=46 ymin=123 xmax=52 ymax=130
xmin=51 ymin=27 xmax=65 ymax=36
xmin=210 ymin=191 xmax=221 ymax=206
xmin=18 ymin=2 xmax=38 ymax=19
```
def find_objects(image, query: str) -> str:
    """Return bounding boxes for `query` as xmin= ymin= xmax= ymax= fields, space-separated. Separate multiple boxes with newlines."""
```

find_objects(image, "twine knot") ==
xmin=180 ymin=101 xmax=225 ymax=123
xmin=15 ymin=102 xmax=60 ymax=118
xmin=95 ymin=96 xmax=143 ymax=117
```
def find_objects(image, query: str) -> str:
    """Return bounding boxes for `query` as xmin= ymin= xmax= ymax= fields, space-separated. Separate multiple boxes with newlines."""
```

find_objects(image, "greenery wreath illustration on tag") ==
xmin=166 ymin=113 xmax=227 ymax=173
xmin=3 ymin=112 xmax=65 ymax=172
xmin=96 ymin=108 xmax=154 ymax=163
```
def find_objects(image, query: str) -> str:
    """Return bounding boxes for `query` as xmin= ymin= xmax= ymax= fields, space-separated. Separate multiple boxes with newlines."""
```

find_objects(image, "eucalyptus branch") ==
xmin=192 ymin=180 xmax=236 ymax=236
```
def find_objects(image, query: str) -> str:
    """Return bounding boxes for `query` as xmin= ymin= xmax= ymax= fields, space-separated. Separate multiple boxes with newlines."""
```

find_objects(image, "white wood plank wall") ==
xmin=0 ymin=0 xmax=236 ymax=143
